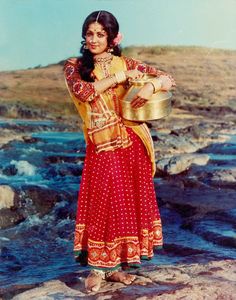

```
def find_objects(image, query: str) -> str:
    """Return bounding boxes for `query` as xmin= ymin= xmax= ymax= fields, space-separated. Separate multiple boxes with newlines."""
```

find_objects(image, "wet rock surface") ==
xmin=0 ymin=112 xmax=236 ymax=299
xmin=4 ymin=260 xmax=235 ymax=300
xmin=0 ymin=185 xmax=15 ymax=209
xmin=156 ymin=153 xmax=210 ymax=175
xmin=0 ymin=208 xmax=25 ymax=230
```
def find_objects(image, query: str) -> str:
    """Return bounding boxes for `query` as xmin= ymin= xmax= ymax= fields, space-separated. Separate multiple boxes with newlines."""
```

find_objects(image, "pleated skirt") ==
xmin=74 ymin=127 xmax=163 ymax=270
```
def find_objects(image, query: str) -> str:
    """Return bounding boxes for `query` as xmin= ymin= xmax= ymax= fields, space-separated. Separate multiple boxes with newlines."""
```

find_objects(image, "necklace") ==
xmin=94 ymin=54 xmax=113 ymax=78
xmin=94 ymin=54 xmax=113 ymax=64
xmin=94 ymin=55 xmax=120 ymax=115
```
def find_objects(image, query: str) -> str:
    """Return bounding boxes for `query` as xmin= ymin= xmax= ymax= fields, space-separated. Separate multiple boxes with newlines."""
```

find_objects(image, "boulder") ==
xmin=18 ymin=185 xmax=60 ymax=217
xmin=210 ymin=169 xmax=236 ymax=188
xmin=0 ymin=185 xmax=15 ymax=209
xmin=0 ymin=208 xmax=25 ymax=229
xmin=0 ymin=186 xmax=26 ymax=229
xmin=156 ymin=154 xmax=210 ymax=175
xmin=154 ymin=134 xmax=200 ymax=155
xmin=2 ymin=164 xmax=18 ymax=176
xmin=0 ymin=185 xmax=66 ymax=229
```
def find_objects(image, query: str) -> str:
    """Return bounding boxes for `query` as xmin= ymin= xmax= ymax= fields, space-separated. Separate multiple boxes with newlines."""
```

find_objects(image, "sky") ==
xmin=0 ymin=0 xmax=236 ymax=71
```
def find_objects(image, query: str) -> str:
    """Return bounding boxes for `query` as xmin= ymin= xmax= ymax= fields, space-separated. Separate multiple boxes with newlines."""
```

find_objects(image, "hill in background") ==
xmin=0 ymin=46 xmax=235 ymax=122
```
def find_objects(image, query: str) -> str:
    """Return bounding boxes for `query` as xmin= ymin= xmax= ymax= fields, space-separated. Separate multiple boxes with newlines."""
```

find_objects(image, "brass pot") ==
xmin=121 ymin=75 xmax=172 ymax=121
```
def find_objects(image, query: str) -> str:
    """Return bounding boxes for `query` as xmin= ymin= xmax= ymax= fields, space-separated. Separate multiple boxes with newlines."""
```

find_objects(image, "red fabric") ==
xmin=74 ymin=128 xmax=163 ymax=269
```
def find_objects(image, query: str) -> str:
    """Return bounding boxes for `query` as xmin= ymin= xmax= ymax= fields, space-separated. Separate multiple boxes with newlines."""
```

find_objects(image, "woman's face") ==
xmin=85 ymin=22 xmax=108 ymax=55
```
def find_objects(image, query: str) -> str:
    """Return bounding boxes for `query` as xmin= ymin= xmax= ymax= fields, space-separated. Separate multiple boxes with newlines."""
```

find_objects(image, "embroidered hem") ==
xmin=74 ymin=220 xmax=163 ymax=269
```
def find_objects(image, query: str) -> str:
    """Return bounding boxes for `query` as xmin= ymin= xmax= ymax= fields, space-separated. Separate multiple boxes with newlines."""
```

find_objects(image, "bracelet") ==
xmin=110 ymin=75 xmax=117 ymax=86
xmin=114 ymin=71 xmax=126 ymax=84
xmin=150 ymin=79 xmax=162 ymax=93
xmin=148 ymin=81 xmax=156 ymax=93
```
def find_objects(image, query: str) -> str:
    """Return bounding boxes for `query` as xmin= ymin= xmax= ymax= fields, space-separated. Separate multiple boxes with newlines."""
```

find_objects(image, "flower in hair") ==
xmin=113 ymin=32 xmax=123 ymax=46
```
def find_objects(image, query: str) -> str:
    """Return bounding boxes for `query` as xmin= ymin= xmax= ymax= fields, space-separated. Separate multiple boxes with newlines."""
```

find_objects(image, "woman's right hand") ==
xmin=124 ymin=69 xmax=144 ymax=80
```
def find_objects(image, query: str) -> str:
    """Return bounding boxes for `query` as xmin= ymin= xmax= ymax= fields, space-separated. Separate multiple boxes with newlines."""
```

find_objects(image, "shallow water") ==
xmin=0 ymin=118 xmax=236 ymax=290
xmin=199 ymin=134 xmax=236 ymax=170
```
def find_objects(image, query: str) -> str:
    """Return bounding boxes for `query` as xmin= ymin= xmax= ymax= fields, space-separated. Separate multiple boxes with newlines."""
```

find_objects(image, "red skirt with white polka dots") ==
xmin=74 ymin=127 xmax=163 ymax=270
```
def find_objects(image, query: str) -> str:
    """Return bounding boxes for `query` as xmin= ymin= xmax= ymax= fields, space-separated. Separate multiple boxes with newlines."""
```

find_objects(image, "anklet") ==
xmin=105 ymin=270 xmax=118 ymax=279
xmin=91 ymin=269 xmax=105 ymax=280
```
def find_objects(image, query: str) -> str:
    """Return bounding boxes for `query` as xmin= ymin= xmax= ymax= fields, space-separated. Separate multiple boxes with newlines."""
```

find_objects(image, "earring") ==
xmin=81 ymin=41 xmax=88 ymax=50
xmin=107 ymin=47 xmax=114 ymax=53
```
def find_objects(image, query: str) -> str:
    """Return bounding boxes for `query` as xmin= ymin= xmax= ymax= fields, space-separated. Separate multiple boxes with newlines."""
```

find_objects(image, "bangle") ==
xmin=148 ymin=81 xmax=156 ymax=93
xmin=111 ymin=75 xmax=117 ymax=85
xmin=114 ymin=71 xmax=126 ymax=84
xmin=150 ymin=79 xmax=162 ymax=93
xmin=108 ymin=75 xmax=117 ymax=87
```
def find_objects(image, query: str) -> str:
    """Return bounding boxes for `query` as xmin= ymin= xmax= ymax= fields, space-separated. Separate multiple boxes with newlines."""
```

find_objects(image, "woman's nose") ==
xmin=90 ymin=35 xmax=97 ymax=43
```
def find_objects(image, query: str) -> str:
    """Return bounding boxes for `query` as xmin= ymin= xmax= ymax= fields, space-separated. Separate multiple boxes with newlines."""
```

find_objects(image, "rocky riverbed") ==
xmin=0 ymin=108 xmax=235 ymax=299
xmin=0 ymin=45 xmax=236 ymax=299
xmin=6 ymin=259 xmax=236 ymax=300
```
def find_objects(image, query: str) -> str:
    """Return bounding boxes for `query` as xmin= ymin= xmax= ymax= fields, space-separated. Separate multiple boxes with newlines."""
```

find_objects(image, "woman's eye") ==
xmin=97 ymin=33 xmax=105 ymax=38
xmin=86 ymin=32 xmax=92 ymax=38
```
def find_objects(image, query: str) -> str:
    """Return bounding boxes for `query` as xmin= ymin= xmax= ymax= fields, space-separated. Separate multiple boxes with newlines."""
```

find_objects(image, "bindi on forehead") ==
xmin=87 ymin=22 xmax=106 ymax=34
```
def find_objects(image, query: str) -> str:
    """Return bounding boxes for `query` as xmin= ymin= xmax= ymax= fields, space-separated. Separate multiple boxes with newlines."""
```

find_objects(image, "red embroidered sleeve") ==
xmin=123 ymin=56 xmax=176 ymax=86
xmin=64 ymin=58 xmax=99 ymax=102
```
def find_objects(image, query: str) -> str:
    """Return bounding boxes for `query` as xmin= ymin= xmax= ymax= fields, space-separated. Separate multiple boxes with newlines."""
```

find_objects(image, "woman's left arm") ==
xmin=124 ymin=56 xmax=176 ymax=90
xmin=124 ymin=57 xmax=176 ymax=108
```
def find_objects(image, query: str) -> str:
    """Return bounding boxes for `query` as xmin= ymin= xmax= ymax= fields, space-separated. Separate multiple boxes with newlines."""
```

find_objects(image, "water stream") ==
xmin=0 ymin=119 xmax=235 ymax=290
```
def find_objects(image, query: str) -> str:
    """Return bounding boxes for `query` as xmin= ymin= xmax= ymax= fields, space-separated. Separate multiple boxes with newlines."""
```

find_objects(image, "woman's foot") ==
xmin=105 ymin=271 xmax=136 ymax=285
xmin=85 ymin=270 xmax=104 ymax=293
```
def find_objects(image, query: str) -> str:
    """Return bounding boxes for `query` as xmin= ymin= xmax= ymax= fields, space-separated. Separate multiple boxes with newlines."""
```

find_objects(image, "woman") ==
xmin=64 ymin=10 xmax=175 ymax=292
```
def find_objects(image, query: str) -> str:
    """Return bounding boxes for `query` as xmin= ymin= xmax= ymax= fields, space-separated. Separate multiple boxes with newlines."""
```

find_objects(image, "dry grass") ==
xmin=0 ymin=46 xmax=236 ymax=118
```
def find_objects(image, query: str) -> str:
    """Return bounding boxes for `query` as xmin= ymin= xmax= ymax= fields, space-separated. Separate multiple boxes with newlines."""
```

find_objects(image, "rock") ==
xmin=155 ymin=179 xmax=236 ymax=213
xmin=44 ymin=155 xmax=83 ymax=164
xmin=138 ymin=260 xmax=236 ymax=300
xmin=22 ymin=135 xmax=39 ymax=143
xmin=139 ymin=266 xmax=191 ymax=284
xmin=2 ymin=164 xmax=18 ymax=176
xmin=0 ymin=103 xmax=46 ymax=119
xmin=210 ymin=169 xmax=236 ymax=188
xmin=196 ymin=168 xmax=236 ymax=189
xmin=11 ymin=280 xmax=85 ymax=300
xmin=0 ymin=185 xmax=15 ymax=209
xmin=196 ymin=229 xmax=236 ymax=248
xmin=173 ymin=124 xmax=211 ymax=140
xmin=0 ymin=185 xmax=62 ymax=228
xmin=0 ymin=283 xmax=40 ymax=300
xmin=153 ymin=121 xmax=234 ymax=160
xmin=0 ymin=130 xmax=23 ymax=147
xmin=54 ymin=198 xmax=77 ymax=220
xmin=18 ymin=185 xmax=60 ymax=217
xmin=0 ymin=185 xmax=61 ymax=229
xmin=154 ymin=134 xmax=200 ymax=155
xmin=57 ymin=164 xmax=83 ymax=177
xmin=9 ymin=260 xmax=236 ymax=300
xmin=0 ymin=186 xmax=26 ymax=229
xmin=198 ymin=140 xmax=236 ymax=155
xmin=156 ymin=154 xmax=209 ymax=175
xmin=0 ymin=208 xmax=25 ymax=229
xmin=190 ymin=214 xmax=236 ymax=248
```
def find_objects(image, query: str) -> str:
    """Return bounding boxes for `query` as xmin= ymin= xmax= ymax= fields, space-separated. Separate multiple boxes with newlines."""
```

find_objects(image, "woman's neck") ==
xmin=94 ymin=52 xmax=112 ymax=61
